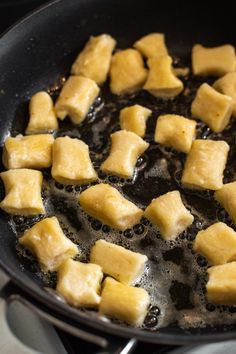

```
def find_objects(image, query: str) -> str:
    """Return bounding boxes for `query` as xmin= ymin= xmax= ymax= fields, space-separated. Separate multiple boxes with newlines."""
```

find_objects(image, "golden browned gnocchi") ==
xmin=71 ymin=34 xmax=116 ymax=85
xmin=194 ymin=222 xmax=236 ymax=265
xmin=191 ymin=83 xmax=233 ymax=133
xmin=206 ymin=262 xmax=236 ymax=305
xmin=181 ymin=139 xmax=229 ymax=190
xmin=143 ymin=56 xmax=184 ymax=98
xmin=51 ymin=136 xmax=97 ymax=185
xmin=90 ymin=240 xmax=147 ymax=285
xmin=56 ymin=259 xmax=103 ymax=308
xmin=213 ymin=72 xmax=236 ymax=117
xmin=26 ymin=91 xmax=58 ymax=134
xmin=19 ymin=217 xmax=78 ymax=272
xmin=215 ymin=181 xmax=236 ymax=225
xmin=133 ymin=32 xmax=168 ymax=58
xmin=119 ymin=104 xmax=151 ymax=137
xmin=154 ymin=114 xmax=197 ymax=153
xmin=101 ymin=130 xmax=149 ymax=178
xmin=192 ymin=44 xmax=236 ymax=76
xmin=109 ymin=49 xmax=148 ymax=95
xmin=3 ymin=134 xmax=54 ymax=169
xmin=0 ymin=169 xmax=44 ymax=215
xmin=99 ymin=277 xmax=150 ymax=327
xmin=79 ymin=183 xmax=143 ymax=231
xmin=144 ymin=190 xmax=193 ymax=240
xmin=55 ymin=76 xmax=99 ymax=124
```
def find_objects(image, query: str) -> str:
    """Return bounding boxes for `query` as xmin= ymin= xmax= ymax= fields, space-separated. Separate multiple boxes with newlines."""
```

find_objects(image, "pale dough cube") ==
xmin=215 ymin=181 xmax=236 ymax=225
xmin=213 ymin=72 xmax=236 ymax=117
xmin=109 ymin=49 xmax=148 ymax=95
xmin=206 ymin=262 xmax=236 ymax=305
xmin=79 ymin=183 xmax=143 ymax=231
xmin=144 ymin=190 xmax=193 ymax=240
xmin=71 ymin=34 xmax=116 ymax=85
xmin=26 ymin=92 xmax=58 ymax=134
xmin=56 ymin=259 xmax=103 ymax=308
xmin=51 ymin=136 xmax=97 ymax=185
xmin=101 ymin=130 xmax=149 ymax=178
xmin=181 ymin=140 xmax=229 ymax=190
xmin=55 ymin=76 xmax=99 ymax=124
xmin=154 ymin=114 xmax=197 ymax=153
xmin=143 ymin=56 xmax=184 ymax=98
xmin=90 ymin=240 xmax=147 ymax=285
xmin=19 ymin=217 xmax=78 ymax=272
xmin=119 ymin=105 xmax=151 ymax=137
xmin=0 ymin=169 xmax=44 ymax=215
xmin=2 ymin=134 xmax=54 ymax=169
xmin=191 ymin=83 xmax=233 ymax=132
xmin=192 ymin=44 xmax=236 ymax=77
xmin=133 ymin=33 xmax=168 ymax=58
xmin=99 ymin=277 xmax=150 ymax=326
xmin=194 ymin=222 xmax=236 ymax=265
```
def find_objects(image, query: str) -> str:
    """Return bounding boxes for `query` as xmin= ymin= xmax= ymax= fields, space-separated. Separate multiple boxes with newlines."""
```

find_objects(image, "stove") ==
xmin=1 ymin=2 xmax=236 ymax=354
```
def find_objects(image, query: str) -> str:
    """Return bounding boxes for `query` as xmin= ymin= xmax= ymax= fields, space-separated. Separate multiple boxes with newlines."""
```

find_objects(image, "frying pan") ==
xmin=0 ymin=0 xmax=236 ymax=351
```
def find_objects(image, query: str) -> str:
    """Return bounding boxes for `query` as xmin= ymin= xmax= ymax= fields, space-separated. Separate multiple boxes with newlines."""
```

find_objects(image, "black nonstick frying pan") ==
xmin=0 ymin=0 xmax=236 ymax=352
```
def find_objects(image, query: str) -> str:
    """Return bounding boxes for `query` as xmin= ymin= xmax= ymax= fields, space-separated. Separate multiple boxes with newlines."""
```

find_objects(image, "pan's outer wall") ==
xmin=0 ymin=0 xmax=235 ymax=344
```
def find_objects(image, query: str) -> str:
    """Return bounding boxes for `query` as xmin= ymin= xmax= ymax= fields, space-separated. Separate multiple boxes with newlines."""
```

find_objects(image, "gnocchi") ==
xmin=3 ymin=134 xmax=54 ymax=169
xmin=144 ymin=190 xmax=194 ymax=240
xmin=79 ymin=183 xmax=143 ymax=231
xmin=51 ymin=136 xmax=97 ymax=185
xmin=144 ymin=55 xmax=184 ymax=98
xmin=134 ymin=32 xmax=168 ymax=58
xmin=191 ymin=83 xmax=233 ymax=133
xmin=71 ymin=34 xmax=116 ymax=85
xmin=56 ymin=259 xmax=103 ymax=308
xmin=101 ymin=130 xmax=149 ymax=178
xmin=0 ymin=169 xmax=44 ymax=215
xmin=99 ymin=277 xmax=150 ymax=327
xmin=55 ymin=76 xmax=99 ymax=124
xmin=119 ymin=104 xmax=151 ymax=138
xmin=213 ymin=72 xmax=236 ymax=117
xmin=154 ymin=114 xmax=197 ymax=153
xmin=181 ymin=139 xmax=229 ymax=190
xmin=19 ymin=217 xmax=78 ymax=272
xmin=109 ymin=49 xmax=148 ymax=95
xmin=90 ymin=240 xmax=147 ymax=285
xmin=215 ymin=181 xmax=236 ymax=225
xmin=26 ymin=92 xmax=58 ymax=134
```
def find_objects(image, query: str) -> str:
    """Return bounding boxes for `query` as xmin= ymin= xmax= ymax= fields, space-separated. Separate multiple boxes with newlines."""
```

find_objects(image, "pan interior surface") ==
xmin=0 ymin=0 xmax=236 ymax=344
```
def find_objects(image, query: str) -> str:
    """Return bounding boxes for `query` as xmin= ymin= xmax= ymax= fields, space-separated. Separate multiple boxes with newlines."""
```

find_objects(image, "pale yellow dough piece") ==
xmin=144 ymin=56 xmax=184 ymax=98
xmin=51 ymin=136 xmax=97 ymax=185
xmin=55 ymin=76 xmax=99 ymax=124
xmin=144 ymin=190 xmax=193 ymax=240
xmin=207 ymin=262 xmax=236 ymax=305
xmin=133 ymin=33 xmax=168 ymax=58
xmin=215 ymin=181 xmax=236 ymax=225
xmin=56 ymin=259 xmax=103 ymax=308
xmin=119 ymin=105 xmax=151 ymax=137
xmin=71 ymin=34 xmax=116 ymax=85
xmin=0 ymin=169 xmax=44 ymax=215
xmin=90 ymin=240 xmax=147 ymax=285
xmin=194 ymin=222 xmax=236 ymax=265
xmin=155 ymin=114 xmax=197 ymax=153
xmin=19 ymin=217 xmax=78 ymax=272
xmin=3 ymin=134 xmax=54 ymax=169
xmin=99 ymin=277 xmax=150 ymax=327
xmin=79 ymin=183 xmax=143 ymax=231
xmin=26 ymin=92 xmax=58 ymax=134
xmin=213 ymin=72 xmax=236 ymax=117
xmin=191 ymin=83 xmax=233 ymax=133
xmin=192 ymin=44 xmax=236 ymax=76
xmin=181 ymin=139 xmax=229 ymax=190
xmin=109 ymin=49 xmax=148 ymax=95
xmin=101 ymin=130 xmax=149 ymax=178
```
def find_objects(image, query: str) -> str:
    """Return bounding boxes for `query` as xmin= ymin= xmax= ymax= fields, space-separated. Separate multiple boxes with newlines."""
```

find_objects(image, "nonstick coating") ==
xmin=0 ymin=0 xmax=236 ymax=345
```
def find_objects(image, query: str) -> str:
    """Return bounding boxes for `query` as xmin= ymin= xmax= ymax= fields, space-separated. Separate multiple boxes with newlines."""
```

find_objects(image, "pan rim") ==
xmin=1 ymin=0 xmax=236 ymax=345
